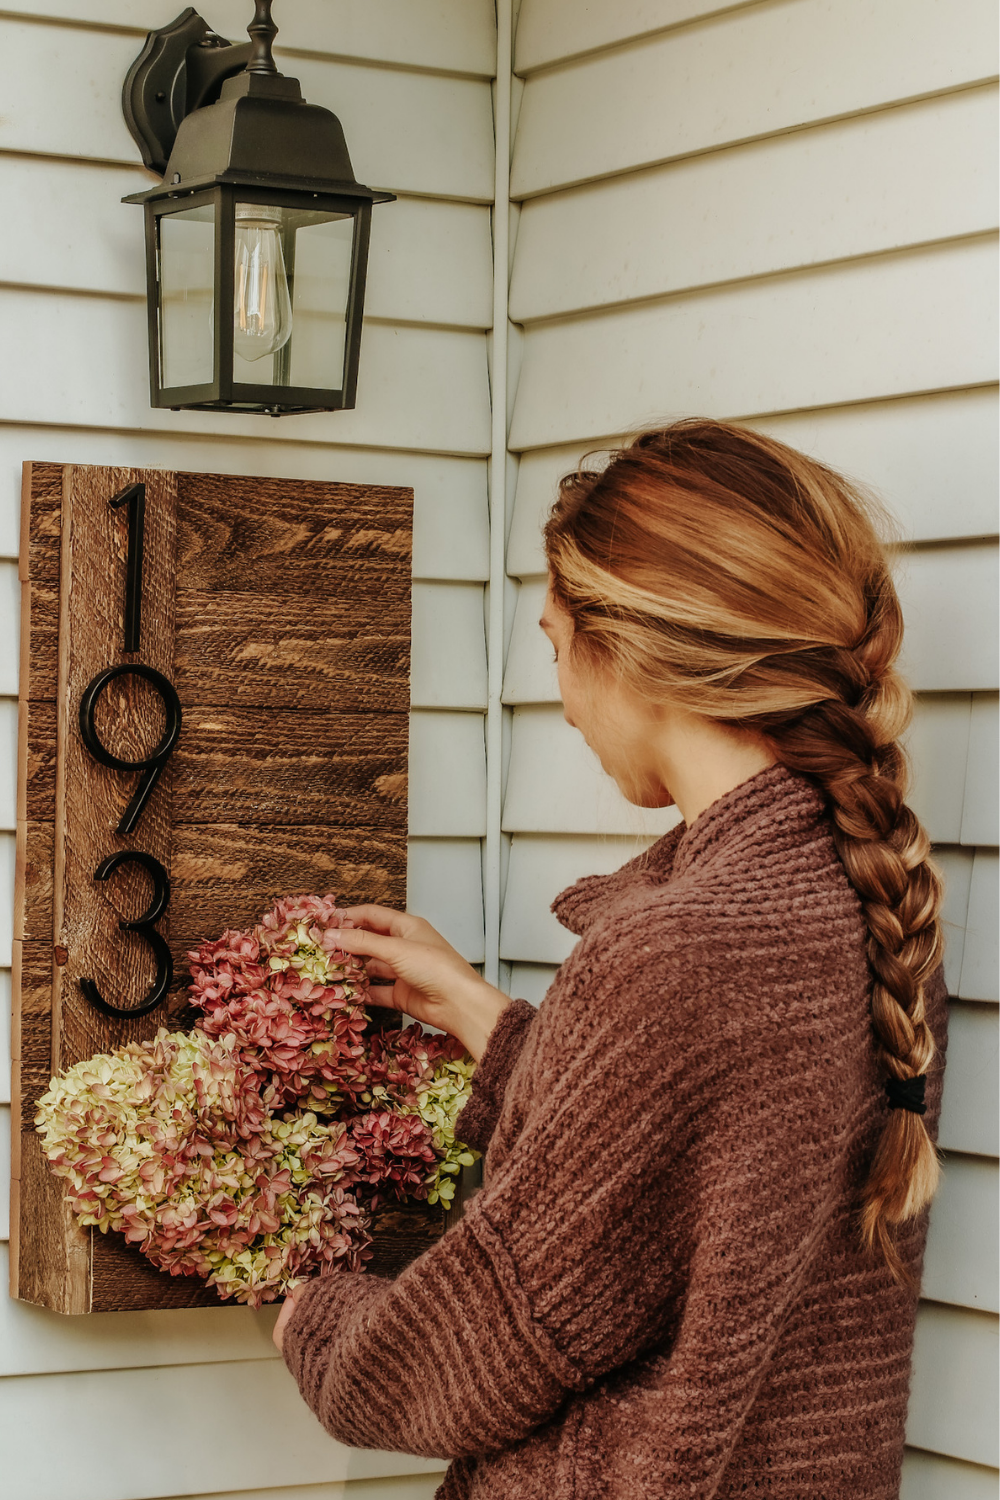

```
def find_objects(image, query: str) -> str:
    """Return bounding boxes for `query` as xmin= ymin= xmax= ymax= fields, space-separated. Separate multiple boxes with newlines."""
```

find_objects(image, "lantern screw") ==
xmin=246 ymin=0 xmax=280 ymax=75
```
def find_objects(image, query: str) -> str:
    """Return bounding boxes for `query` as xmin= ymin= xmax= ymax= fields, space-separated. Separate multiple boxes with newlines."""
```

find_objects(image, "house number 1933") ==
xmin=77 ymin=483 xmax=183 ymax=1019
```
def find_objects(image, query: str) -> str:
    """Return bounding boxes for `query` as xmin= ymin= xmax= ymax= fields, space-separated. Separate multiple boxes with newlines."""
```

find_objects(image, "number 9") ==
xmin=79 ymin=663 xmax=182 ymax=836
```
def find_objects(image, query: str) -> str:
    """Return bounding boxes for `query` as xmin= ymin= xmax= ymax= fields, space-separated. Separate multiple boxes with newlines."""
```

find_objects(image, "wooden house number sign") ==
xmin=11 ymin=462 xmax=435 ymax=1314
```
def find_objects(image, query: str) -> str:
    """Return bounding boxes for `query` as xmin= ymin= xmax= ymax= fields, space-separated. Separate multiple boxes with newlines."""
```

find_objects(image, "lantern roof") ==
xmin=123 ymin=69 xmax=394 ymax=206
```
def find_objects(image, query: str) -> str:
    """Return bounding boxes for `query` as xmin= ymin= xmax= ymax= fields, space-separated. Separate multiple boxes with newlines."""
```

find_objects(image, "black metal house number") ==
xmin=77 ymin=484 xmax=182 ymax=1018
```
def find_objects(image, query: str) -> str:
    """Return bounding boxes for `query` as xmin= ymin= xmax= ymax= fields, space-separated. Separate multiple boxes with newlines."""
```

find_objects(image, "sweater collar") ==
xmin=668 ymin=761 xmax=827 ymax=880
xmin=551 ymin=763 xmax=828 ymax=935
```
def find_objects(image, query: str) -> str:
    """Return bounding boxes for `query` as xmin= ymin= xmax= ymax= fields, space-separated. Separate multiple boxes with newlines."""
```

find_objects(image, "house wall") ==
xmin=2 ymin=0 xmax=998 ymax=1495
xmin=0 ymin=3 xmax=497 ymax=1497
xmin=501 ymin=0 xmax=999 ymax=1492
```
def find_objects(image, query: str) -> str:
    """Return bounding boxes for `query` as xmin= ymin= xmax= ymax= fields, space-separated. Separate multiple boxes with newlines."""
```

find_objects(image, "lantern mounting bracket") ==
xmin=123 ymin=6 xmax=252 ymax=176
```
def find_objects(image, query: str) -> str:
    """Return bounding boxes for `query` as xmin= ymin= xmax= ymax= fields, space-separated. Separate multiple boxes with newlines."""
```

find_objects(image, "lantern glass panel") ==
xmin=158 ymin=202 xmax=216 ymax=390
xmin=232 ymin=202 xmax=356 ymax=391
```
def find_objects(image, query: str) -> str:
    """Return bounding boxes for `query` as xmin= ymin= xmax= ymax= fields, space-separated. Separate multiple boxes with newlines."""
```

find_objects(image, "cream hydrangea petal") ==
xmin=36 ymin=895 xmax=479 ymax=1305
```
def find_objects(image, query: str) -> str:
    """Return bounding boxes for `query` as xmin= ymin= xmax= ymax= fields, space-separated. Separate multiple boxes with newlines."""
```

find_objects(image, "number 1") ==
xmin=110 ymin=482 xmax=146 ymax=653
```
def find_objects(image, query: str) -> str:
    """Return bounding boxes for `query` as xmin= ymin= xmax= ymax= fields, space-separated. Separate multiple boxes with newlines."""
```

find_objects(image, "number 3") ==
xmin=79 ymin=851 xmax=173 ymax=1018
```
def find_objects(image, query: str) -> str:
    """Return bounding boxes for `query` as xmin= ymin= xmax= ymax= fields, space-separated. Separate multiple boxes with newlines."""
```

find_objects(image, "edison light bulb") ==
xmin=233 ymin=205 xmax=292 ymax=361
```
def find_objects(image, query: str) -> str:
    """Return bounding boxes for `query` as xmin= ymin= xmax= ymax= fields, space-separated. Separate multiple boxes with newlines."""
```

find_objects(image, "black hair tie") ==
xmin=885 ymin=1074 xmax=927 ymax=1115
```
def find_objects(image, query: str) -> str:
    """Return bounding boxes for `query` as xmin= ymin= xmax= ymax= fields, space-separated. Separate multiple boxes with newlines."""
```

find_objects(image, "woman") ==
xmin=273 ymin=420 xmax=948 ymax=1497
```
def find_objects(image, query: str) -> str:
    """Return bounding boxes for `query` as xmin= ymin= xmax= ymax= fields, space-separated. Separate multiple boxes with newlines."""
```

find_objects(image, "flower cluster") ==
xmin=36 ymin=895 xmax=480 ymax=1307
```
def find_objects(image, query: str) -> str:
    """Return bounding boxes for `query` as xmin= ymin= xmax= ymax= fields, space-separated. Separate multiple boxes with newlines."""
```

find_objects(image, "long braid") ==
xmin=755 ymin=668 xmax=944 ymax=1284
xmin=543 ymin=416 xmax=948 ymax=1283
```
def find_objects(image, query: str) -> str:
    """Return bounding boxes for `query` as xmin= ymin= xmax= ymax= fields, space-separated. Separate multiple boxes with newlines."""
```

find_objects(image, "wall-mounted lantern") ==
xmin=122 ymin=3 xmax=393 ymax=416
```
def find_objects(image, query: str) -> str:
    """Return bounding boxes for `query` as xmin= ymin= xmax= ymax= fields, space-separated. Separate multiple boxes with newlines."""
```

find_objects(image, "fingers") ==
xmin=339 ymin=904 xmax=411 ymax=937
xmin=340 ymin=905 xmax=451 ymax=952
xmin=367 ymin=981 xmax=406 ymax=1011
xmin=331 ymin=925 xmax=397 ymax=962
xmin=271 ymin=1285 xmax=303 ymax=1351
xmin=362 ymin=957 xmax=398 ymax=982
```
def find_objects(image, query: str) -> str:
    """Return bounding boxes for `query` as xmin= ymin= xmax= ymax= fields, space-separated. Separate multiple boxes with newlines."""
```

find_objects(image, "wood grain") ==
xmin=9 ymin=1132 xmax=90 ymax=1316
xmin=174 ymin=473 xmax=410 ymax=711
xmin=18 ymin=579 xmax=60 ymax=702
xmin=13 ymin=462 xmax=416 ymax=1313
xmin=13 ymin=940 xmax=53 ymax=1132
xmin=18 ymin=464 xmax=63 ymax=703
xmin=20 ymin=701 xmax=57 ymax=823
xmin=18 ymin=462 xmax=63 ymax=586
xmin=176 ymin=472 xmax=412 ymax=591
xmin=90 ymin=1233 xmax=223 ymax=1312
xmin=11 ymin=465 xmax=66 ymax=1309
xmin=175 ymin=593 xmax=410 ymax=711
xmin=172 ymin=708 xmax=408 ymax=826
xmin=367 ymin=1201 xmax=447 ymax=1278
xmin=14 ymin=822 xmax=53 ymax=944
xmin=170 ymin=823 xmax=407 ymax=971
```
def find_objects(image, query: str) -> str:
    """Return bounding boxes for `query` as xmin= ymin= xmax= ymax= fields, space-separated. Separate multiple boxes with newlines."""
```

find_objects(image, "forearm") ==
xmin=282 ymin=1205 xmax=581 ymax=1458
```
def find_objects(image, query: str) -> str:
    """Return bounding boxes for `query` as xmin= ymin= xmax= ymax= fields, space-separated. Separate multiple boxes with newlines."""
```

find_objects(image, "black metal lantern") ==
xmin=122 ymin=3 xmax=393 ymax=416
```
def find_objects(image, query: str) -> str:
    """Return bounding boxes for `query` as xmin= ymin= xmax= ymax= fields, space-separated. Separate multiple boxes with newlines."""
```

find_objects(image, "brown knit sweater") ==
xmin=283 ymin=763 xmax=948 ymax=1497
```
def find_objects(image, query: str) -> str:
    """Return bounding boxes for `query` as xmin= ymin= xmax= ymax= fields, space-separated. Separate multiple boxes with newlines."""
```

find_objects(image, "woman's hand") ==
xmin=272 ymin=1282 xmax=307 ymax=1354
xmin=334 ymin=905 xmax=510 ymax=1061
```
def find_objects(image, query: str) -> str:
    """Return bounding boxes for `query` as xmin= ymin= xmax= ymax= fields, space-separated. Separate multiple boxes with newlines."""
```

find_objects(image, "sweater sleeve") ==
xmin=450 ymin=996 xmax=537 ymax=1154
xmin=280 ymin=934 xmax=852 ymax=1466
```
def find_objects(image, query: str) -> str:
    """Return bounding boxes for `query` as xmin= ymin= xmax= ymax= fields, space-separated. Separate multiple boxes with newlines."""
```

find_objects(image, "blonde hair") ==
xmin=544 ymin=418 xmax=944 ymax=1285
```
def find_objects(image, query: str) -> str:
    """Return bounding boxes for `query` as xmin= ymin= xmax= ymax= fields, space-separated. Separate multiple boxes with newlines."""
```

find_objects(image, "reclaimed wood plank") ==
xmin=18 ymin=463 xmax=62 ymax=706
xmin=366 ymin=1201 xmax=446 ymax=1280
xmin=17 ymin=579 xmax=59 ymax=702
xmin=10 ymin=464 xmax=67 ymax=1308
xmin=13 ymin=822 xmax=53 ymax=945
xmin=14 ymin=463 xmax=416 ymax=1313
xmin=169 ymin=823 xmax=407 ymax=972
xmin=19 ymin=700 xmax=56 ymax=823
xmin=172 ymin=708 xmax=408 ymax=827
xmin=9 ymin=1130 xmax=90 ymax=1315
xmin=18 ymin=462 xmax=62 ymax=586
xmin=90 ymin=1233 xmax=224 ymax=1314
xmin=174 ymin=593 xmax=409 ymax=712
xmin=176 ymin=472 xmax=412 ymax=590
xmin=12 ymin=939 xmax=52 ymax=1132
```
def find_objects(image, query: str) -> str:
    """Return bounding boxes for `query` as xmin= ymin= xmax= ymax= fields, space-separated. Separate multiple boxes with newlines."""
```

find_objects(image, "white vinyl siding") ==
xmin=503 ymin=0 xmax=999 ymax=1489
xmin=510 ymin=0 xmax=997 ymax=192
xmin=0 ymin=2 xmax=497 ymax=1496
xmin=3 ymin=0 xmax=997 ymax=1495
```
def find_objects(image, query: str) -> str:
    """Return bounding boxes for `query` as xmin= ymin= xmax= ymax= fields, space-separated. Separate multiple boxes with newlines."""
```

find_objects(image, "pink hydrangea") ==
xmin=188 ymin=895 xmax=374 ymax=1111
xmin=350 ymin=1109 xmax=439 ymax=1209
xmin=362 ymin=1023 xmax=468 ymax=1109
xmin=36 ymin=894 xmax=481 ymax=1306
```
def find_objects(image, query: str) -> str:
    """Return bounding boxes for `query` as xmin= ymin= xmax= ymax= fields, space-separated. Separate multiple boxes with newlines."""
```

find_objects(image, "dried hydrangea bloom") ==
xmin=410 ymin=1052 xmax=479 ymax=1206
xmin=350 ymin=1108 xmax=439 ymax=1210
xmin=38 ymin=1034 xmax=371 ymax=1307
xmin=256 ymin=894 xmax=369 ymax=998
xmin=36 ymin=894 xmax=481 ymax=1306
xmin=187 ymin=929 xmax=271 ymax=1005
xmin=34 ymin=1029 xmax=267 ymax=1233
xmin=143 ymin=1113 xmax=372 ymax=1306
xmin=362 ymin=1022 xmax=467 ymax=1108
xmin=189 ymin=896 xmax=373 ymax=1112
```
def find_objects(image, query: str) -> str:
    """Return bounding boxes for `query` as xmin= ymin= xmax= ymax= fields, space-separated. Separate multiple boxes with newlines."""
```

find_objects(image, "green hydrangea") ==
xmin=409 ymin=1053 xmax=479 ymax=1206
